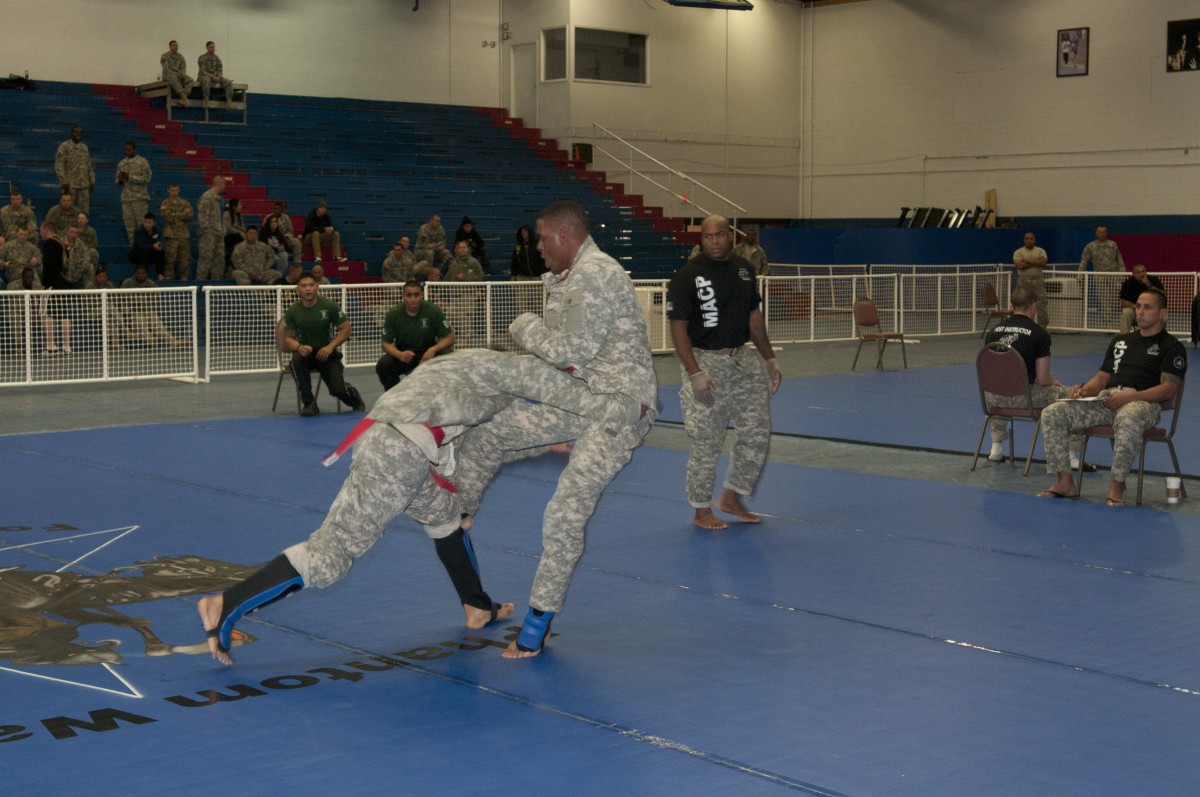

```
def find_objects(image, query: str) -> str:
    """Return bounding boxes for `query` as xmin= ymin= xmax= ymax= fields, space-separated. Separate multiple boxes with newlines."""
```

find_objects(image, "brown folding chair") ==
xmin=1075 ymin=386 xmax=1186 ymax=505
xmin=852 ymin=298 xmax=907 ymax=370
xmin=980 ymin=282 xmax=1008 ymax=338
xmin=971 ymin=343 xmax=1043 ymax=475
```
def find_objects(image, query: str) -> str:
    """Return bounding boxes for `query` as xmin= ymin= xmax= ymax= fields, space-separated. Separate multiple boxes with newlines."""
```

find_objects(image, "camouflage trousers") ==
xmin=1040 ymin=389 xmax=1161 ymax=482
xmin=447 ymin=400 xmax=653 ymax=613
xmin=196 ymin=231 xmax=224 ymax=280
xmin=679 ymin=346 xmax=771 ymax=507
xmin=1017 ymin=274 xmax=1048 ymax=328
xmin=283 ymin=423 xmax=460 ymax=589
xmin=165 ymin=72 xmax=195 ymax=98
xmin=68 ymin=186 xmax=91 ymax=217
xmin=122 ymin=200 xmax=148 ymax=245
xmin=988 ymin=384 xmax=1080 ymax=447
xmin=163 ymin=237 xmax=191 ymax=280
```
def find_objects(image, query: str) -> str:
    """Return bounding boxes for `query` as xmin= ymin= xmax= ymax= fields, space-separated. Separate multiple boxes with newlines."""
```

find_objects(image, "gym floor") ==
xmin=3 ymin=331 xmax=1198 ymax=795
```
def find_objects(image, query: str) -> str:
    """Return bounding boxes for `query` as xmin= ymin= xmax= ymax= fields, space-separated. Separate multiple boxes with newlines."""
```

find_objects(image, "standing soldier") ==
xmin=160 ymin=182 xmax=194 ymax=280
xmin=1013 ymin=231 xmax=1049 ymax=328
xmin=197 ymin=41 xmax=234 ymax=110
xmin=667 ymin=213 xmax=782 ymax=530
xmin=196 ymin=177 xmax=226 ymax=280
xmin=160 ymin=40 xmax=195 ymax=106
xmin=55 ymin=126 xmax=95 ymax=216
xmin=116 ymin=141 xmax=153 ymax=245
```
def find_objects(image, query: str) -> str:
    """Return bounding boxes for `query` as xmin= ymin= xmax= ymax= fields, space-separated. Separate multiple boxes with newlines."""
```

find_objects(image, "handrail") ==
xmin=592 ymin=122 xmax=747 ymax=227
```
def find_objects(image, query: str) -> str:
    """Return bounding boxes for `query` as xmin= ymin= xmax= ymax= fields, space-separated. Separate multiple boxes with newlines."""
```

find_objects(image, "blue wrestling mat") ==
xmin=2 ymin=418 xmax=1199 ymax=795
xmin=657 ymin=353 xmax=1197 ymax=475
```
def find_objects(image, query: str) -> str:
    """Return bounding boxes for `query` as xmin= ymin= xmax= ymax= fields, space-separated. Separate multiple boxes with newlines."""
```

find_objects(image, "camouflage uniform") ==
xmin=230 ymin=239 xmax=282 ymax=285
xmin=54 ymin=139 xmax=94 ymax=215
xmin=381 ymin=250 xmax=419 ymax=283
xmin=734 ymin=242 xmax=769 ymax=277
xmin=285 ymin=349 xmax=648 ymax=589
xmin=1 ymin=204 xmax=37 ymax=241
xmin=43 ymin=204 xmax=76 ymax=238
xmin=196 ymin=187 xmax=224 ymax=280
xmin=1080 ymin=239 xmax=1125 ymax=273
xmin=416 ymin=222 xmax=450 ymax=267
xmin=271 ymin=214 xmax=304 ymax=266
xmin=1014 ymin=244 xmax=1049 ymax=328
xmin=116 ymin=154 xmax=153 ymax=244
xmin=197 ymin=52 xmax=233 ymax=103
xmin=160 ymin=50 xmax=195 ymax=99
xmin=160 ymin=195 xmax=193 ymax=279
xmin=678 ymin=346 xmax=771 ymax=506
xmin=451 ymin=236 xmax=658 ymax=613
xmin=1041 ymin=390 xmax=1161 ymax=483
xmin=118 ymin=275 xmax=176 ymax=346
xmin=1 ymin=238 xmax=41 ymax=284
xmin=65 ymin=240 xmax=95 ymax=290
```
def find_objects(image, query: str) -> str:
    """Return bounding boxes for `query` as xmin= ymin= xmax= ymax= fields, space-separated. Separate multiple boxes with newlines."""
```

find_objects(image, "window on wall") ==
xmin=543 ymin=28 xmax=566 ymax=81
xmin=574 ymin=28 xmax=647 ymax=84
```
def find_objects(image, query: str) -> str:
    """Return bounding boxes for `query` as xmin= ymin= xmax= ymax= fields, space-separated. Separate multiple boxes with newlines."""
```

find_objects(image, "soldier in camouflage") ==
xmin=160 ymin=40 xmax=195 ymax=105
xmin=197 ymin=41 xmax=234 ymax=109
xmin=1 ymin=190 xmax=38 ymax=247
xmin=116 ymin=141 xmax=153 ymax=244
xmin=381 ymin=237 xmax=420 ymax=283
xmin=196 ymin=348 xmax=644 ymax=665
xmin=42 ymin=192 xmax=76 ymax=239
xmin=667 ymin=214 xmax=782 ymax=531
xmin=415 ymin=213 xmax=451 ymax=270
xmin=55 ymin=126 xmax=95 ymax=216
xmin=1 ymin=226 xmax=42 ymax=284
xmin=230 ymin=226 xmax=283 ymax=285
xmin=447 ymin=199 xmax=659 ymax=659
xmin=160 ymin=182 xmax=193 ymax=280
xmin=196 ymin=176 xmax=225 ymax=280
xmin=1038 ymin=288 xmax=1186 ymax=506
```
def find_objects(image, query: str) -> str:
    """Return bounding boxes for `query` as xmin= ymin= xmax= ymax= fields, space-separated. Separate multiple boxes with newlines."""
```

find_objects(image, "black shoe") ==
xmin=300 ymin=401 xmax=319 ymax=417
xmin=345 ymin=385 xmax=366 ymax=412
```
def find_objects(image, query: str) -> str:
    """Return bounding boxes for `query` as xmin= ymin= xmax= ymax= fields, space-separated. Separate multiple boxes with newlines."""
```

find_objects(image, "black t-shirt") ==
xmin=666 ymin=253 xmax=760 ymax=350
xmin=1119 ymin=275 xmax=1165 ymax=305
xmin=985 ymin=314 xmax=1050 ymax=384
xmin=42 ymin=238 xmax=68 ymax=289
xmin=1101 ymin=328 xmax=1187 ymax=390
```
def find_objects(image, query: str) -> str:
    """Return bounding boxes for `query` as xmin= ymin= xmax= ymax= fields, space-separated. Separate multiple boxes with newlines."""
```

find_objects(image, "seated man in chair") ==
xmin=1038 ymin=288 xmax=1186 ymax=505
xmin=281 ymin=272 xmax=365 ymax=416
xmin=983 ymin=286 xmax=1083 ymax=466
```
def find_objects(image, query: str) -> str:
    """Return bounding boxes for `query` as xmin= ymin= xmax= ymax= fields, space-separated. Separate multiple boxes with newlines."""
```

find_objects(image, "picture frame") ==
xmin=1167 ymin=18 xmax=1200 ymax=72
xmin=1056 ymin=27 xmax=1088 ymax=78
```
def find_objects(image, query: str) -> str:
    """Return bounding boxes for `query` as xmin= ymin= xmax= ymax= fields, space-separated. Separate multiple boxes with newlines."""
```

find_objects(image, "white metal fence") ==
xmin=0 ymin=287 xmax=199 ymax=386
xmin=2 ymin=270 xmax=1194 ymax=386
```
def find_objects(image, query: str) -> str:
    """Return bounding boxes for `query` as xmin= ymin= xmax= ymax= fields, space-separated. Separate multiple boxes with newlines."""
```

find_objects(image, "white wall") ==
xmin=805 ymin=0 xmax=1200 ymax=219
xmin=6 ymin=0 xmax=1196 ymax=220
xmin=1 ymin=0 xmax=502 ymax=106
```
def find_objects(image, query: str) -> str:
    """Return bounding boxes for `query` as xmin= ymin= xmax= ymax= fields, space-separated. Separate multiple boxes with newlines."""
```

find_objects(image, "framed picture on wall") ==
xmin=1167 ymin=19 xmax=1200 ymax=72
xmin=1057 ymin=28 xmax=1088 ymax=77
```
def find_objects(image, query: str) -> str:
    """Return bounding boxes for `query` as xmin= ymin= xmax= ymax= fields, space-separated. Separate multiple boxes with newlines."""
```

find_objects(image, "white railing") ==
xmin=0 ymin=287 xmax=199 ymax=386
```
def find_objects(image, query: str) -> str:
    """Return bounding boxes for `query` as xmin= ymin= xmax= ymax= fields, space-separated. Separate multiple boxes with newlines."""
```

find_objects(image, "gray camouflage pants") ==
xmin=283 ymin=423 xmax=460 ymax=589
xmin=1040 ymin=389 xmax=1161 ymax=482
xmin=988 ymin=384 xmax=1079 ymax=447
xmin=679 ymin=346 xmax=771 ymax=507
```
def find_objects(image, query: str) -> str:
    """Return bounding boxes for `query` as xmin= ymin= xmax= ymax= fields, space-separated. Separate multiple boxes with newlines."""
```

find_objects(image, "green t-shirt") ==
xmin=382 ymin=300 xmax=452 ymax=354
xmin=284 ymin=296 xmax=348 ymax=348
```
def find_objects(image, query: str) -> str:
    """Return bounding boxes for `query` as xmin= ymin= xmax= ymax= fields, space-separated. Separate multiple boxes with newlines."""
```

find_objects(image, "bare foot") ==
xmin=460 ymin=514 xmax=473 ymax=532
xmin=692 ymin=507 xmax=728 ymax=530
xmin=197 ymin=594 xmax=232 ymax=666
xmin=501 ymin=640 xmax=542 ymax=659
xmin=465 ymin=601 xmax=513 ymax=630
xmin=713 ymin=490 xmax=761 ymax=524
xmin=1106 ymin=481 xmax=1126 ymax=507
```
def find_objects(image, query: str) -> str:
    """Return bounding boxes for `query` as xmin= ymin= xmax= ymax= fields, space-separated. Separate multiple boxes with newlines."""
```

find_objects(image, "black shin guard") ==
xmin=434 ymin=528 xmax=492 ymax=611
xmin=214 ymin=554 xmax=303 ymax=652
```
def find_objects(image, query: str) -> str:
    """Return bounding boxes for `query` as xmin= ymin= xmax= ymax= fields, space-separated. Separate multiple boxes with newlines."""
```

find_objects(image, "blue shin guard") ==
xmin=211 ymin=554 xmax=303 ymax=652
xmin=515 ymin=607 xmax=555 ymax=653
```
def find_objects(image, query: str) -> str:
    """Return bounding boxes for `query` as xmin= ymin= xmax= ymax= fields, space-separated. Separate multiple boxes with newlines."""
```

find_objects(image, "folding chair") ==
xmin=1075 ymin=386 xmax=1186 ymax=505
xmin=971 ymin=343 xmax=1042 ymax=475
xmin=852 ymin=298 xmax=907 ymax=370
xmin=271 ymin=320 xmax=340 ymax=414
xmin=980 ymin=282 xmax=1008 ymax=338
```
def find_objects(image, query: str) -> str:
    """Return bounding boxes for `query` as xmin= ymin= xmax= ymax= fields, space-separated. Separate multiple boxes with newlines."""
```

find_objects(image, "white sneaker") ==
xmin=62 ymin=345 xmax=72 ymax=355
xmin=988 ymin=445 xmax=1004 ymax=462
